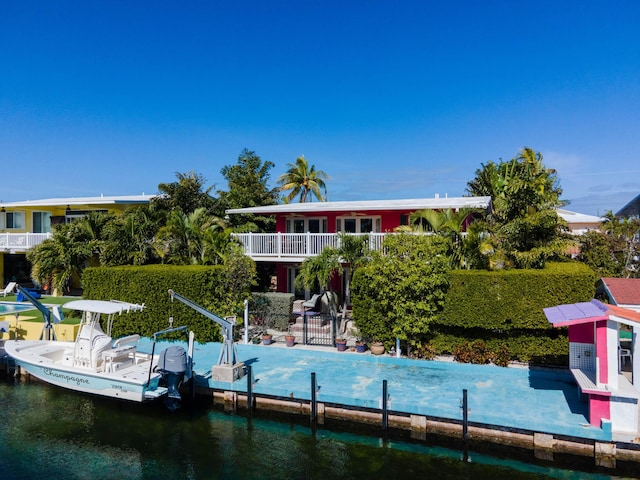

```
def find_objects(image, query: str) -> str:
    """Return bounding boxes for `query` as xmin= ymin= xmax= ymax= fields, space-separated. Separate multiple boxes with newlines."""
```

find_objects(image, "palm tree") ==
xmin=153 ymin=207 xmax=230 ymax=265
xmin=277 ymin=155 xmax=329 ymax=203
xmin=27 ymin=223 xmax=94 ymax=295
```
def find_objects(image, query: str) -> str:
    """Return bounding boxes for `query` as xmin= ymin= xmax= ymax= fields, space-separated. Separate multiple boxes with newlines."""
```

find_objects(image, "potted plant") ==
xmin=285 ymin=328 xmax=295 ymax=347
xmin=370 ymin=341 xmax=385 ymax=355
xmin=335 ymin=337 xmax=347 ymax=352
xmin=261 ymin=332 xmax=273 ymax=345
xmin=355 ymin=340 xmax=367 ymax=353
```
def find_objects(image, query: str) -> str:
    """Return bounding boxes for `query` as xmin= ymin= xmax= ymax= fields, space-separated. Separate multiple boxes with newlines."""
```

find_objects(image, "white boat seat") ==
xmin=102 ymin=345 xmax=136 ymax=372
xmin=113 ymin=334 xmax=140 ymax=348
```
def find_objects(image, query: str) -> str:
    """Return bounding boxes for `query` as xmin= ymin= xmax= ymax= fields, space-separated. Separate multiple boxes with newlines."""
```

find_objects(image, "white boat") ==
xmin=3 ymin=297 xmax=194 ymax=408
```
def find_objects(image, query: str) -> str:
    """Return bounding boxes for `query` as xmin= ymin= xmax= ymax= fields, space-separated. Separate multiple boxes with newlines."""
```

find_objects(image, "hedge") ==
xmin=82 ymin=265 xmax=252 ymax=342
xmin=250 ymin=292 xmax=295 ymax=332
xmin=435 ymin=262 xmax=595 ymax=330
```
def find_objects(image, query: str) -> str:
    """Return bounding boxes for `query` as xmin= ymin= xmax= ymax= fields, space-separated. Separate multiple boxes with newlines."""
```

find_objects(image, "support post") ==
xmin=311 ymin=372 xmax=317 ymax=426
xmin=244 ymin=299 xmax=249 ymax=344
xmin=382 ymin=379 xmax=388 ymax=432
xmin=247 ymin=365 xmax=253 ymax=415
xmin=462 ymin=388 xmax=468 ymax=442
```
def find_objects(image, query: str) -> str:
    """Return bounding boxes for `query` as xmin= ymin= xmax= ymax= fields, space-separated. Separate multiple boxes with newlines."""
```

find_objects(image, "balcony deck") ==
xmin=0 ymin=233 xmax=52 ymax=253
xmin=231 ymin=232 xmax=389 ymax=262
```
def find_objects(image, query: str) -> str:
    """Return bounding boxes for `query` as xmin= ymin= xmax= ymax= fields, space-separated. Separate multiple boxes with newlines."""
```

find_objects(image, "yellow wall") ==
xmin=0 ymin=317 xmax=79 ymax=341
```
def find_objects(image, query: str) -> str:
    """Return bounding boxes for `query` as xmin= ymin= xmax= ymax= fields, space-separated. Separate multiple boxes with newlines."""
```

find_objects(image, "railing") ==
xmin=232 ymin=232 xmax=389 ymax=259
xmin=0 ymin=232 xmax=52 ymax=252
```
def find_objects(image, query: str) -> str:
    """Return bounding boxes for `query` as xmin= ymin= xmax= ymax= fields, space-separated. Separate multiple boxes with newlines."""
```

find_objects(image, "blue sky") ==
xmin=1 ymin=1 xmax=639 ymax=216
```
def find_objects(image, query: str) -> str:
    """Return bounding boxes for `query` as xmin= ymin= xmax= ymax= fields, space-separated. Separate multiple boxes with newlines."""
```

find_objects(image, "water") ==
xmin=0 ymin=302 xmax=36 ymax=315
xmin=0 ymin=379 xmax=625 ymax=480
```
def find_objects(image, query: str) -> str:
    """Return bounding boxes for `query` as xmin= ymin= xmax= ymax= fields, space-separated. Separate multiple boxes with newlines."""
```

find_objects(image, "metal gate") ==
xmin=291 ymin=313 xmax=337 ymax=346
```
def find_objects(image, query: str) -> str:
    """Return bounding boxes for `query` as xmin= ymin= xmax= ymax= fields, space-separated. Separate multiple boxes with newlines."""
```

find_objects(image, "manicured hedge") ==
xmin=82 ymin=265 xmax=252 ymax=342
xmin=435 ymin=262 xmax=595 ymax=330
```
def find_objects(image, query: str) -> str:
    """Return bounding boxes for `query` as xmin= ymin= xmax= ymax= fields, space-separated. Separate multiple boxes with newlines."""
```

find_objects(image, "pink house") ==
xmin=227 ymin=195 xmax=492 ymax=296
xmin=544 ymin=300 xmax=640 ymax=437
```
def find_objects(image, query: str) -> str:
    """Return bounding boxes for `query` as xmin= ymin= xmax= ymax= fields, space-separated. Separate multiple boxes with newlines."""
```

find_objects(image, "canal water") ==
xmin=0 ymin=379 xmax=626 ymax=480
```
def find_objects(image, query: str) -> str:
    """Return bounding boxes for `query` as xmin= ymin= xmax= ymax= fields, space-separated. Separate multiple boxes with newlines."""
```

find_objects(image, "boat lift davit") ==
xmin=168 ymin=289 xmax=245 ymax=383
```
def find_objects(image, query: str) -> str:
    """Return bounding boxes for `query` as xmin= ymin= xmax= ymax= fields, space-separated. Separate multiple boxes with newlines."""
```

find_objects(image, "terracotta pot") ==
xmin=335 ymin=339 xmax=347 ymax=352
xmin=285 ymin=336 xmax=295 ymax=347
xmin=370 ymin=342 xmax=385 ymax=355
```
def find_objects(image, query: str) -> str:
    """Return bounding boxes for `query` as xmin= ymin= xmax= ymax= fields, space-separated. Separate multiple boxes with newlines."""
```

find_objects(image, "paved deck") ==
xmin=139 ymin=337 xmax=614 ymax=442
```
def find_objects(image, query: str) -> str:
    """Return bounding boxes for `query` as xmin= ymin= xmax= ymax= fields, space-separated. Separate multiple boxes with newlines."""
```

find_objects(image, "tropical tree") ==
xmin=216 ymin=149 xmax=279 ymax=232
xmin=99 ymin=206 xmax=163 ymax=266
xmin=277 ymin=155 xmax=329 ymax=203
xmin=152 ymin=170 xmax=216 ymax=216
xmin=295 ymin=247 xmax=340 ymax=317
xmin=27 ymin=222 xmax=96 ymax=295
xmin=465 ymin=147 xmax=571 ymax=269
xmin=153 ymin=207 xmax=230 ymax=265
xmin=351 ymin=234 xmax=451 ymax=348
xmin=578 ymin=211 xmax=640 ymax=278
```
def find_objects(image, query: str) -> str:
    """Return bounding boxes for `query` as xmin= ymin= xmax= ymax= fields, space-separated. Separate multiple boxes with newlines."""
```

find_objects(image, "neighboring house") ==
xmin=556 ymin=209 xmax=604 ymax=235
xmin=616 ymin=193 xmax=640 ymax=218
xmin=227 ymin=195 xmax=492 ymax=296
xmin=597 ymin=277 xmax=640 ymax=313
xmin=0 ymin=195 xmax=153 ymax=285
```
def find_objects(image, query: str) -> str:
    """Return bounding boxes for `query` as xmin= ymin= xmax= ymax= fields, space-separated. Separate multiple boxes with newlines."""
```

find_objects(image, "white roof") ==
xmin=226 ymin=196 xmax=492 ymax=215
xmin=63 ymin=300 xmax=145 ymax=315
xmin=556 ymin=209 xmax=604 ymax=224
xmin=0 ymin=195 xmax=154 ymax=208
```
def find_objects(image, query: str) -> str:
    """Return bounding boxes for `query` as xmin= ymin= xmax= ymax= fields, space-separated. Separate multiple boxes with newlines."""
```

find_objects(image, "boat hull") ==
xmin=4 ymin=340 xmax=166 ymax=402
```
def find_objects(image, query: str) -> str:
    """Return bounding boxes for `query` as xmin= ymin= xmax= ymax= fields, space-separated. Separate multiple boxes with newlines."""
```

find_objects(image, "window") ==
xmin=286 ymin=217 xmax=327 ymax=233
xmin=32 ymin=212 xmax=52 ymax=233
xmin=336 ymin=216 xmax=381 ymax=233
xmin=2 ymin=211 xmax=25 ymax=229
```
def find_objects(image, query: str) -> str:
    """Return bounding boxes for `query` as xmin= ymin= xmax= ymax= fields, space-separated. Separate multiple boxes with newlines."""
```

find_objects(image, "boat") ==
xmin=3 ymin=288 xmax=194 ymax=410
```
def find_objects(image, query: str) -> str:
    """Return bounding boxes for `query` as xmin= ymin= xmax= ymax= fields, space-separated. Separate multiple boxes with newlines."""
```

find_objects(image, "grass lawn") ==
xmin=2 ymin=294 xmax=81 ymax=324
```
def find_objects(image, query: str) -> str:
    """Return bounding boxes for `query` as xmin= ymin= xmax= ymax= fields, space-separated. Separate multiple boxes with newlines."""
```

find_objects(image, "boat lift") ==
xmin=15 ymin=285 xmax=61 ymax=341
xmin=168 ymin=289 xmax=245 ymax=382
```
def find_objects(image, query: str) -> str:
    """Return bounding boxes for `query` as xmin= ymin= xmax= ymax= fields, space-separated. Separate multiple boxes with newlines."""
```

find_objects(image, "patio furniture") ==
xmin=1 ymin=281 xmax=17 ymax=297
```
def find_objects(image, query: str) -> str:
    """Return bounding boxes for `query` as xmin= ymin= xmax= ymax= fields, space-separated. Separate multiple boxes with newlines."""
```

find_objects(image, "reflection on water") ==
xmin=0 ymin=380 xmax=618 ymax=480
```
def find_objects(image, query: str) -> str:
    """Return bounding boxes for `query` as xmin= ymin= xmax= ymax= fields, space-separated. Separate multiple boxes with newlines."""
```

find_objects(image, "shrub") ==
xmin=250 ymin=292 xmax=294 ymax=332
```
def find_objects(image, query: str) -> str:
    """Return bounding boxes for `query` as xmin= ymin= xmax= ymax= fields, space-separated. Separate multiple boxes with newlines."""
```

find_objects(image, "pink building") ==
xmin=227 ymin=195 xmax=492 ymax=296
xmin=544 ymin=300 xmax=640 ymax=437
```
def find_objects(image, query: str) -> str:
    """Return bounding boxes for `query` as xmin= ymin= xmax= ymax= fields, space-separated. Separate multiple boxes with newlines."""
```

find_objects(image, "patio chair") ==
xmin=303 ymin=294 xmax=321 ymax=312
xmin=1 ymin=281 xmax=17 ymax=297
xmin=619 ymin=346 xmax=632 ymax=367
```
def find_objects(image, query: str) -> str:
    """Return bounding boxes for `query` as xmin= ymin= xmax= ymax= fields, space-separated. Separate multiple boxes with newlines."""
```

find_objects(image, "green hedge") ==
xmin=435 ymin=262 xmax=595 ymax=330
xmin=250 ymin=292 xmax=295 ymax=331
xmin=82 ymin=265 xmax=252 ymax=342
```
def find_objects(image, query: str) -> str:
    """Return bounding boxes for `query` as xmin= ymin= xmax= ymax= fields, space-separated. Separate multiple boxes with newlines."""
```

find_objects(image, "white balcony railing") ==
xmin=0 ymin=232 xmax=52 ymax=252
xmin=232 ymin=232 xmax=388 ymax=260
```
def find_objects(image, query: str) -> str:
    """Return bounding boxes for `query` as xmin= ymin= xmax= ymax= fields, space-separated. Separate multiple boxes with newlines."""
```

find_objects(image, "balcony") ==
xmin=231 ymin=232 xmax=389 ymax=262
xmin=0 ymin=232 xmax=52 ymax=253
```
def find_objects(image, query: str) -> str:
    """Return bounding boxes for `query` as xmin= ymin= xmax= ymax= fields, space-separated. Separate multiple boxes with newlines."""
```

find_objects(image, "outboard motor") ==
xmin=157 ymin=346 xmax=187 ymax=411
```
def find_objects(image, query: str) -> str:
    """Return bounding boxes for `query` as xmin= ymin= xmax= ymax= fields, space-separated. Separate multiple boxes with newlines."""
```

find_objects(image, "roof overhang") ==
xmin=544 ymin=299 xmax=640 ymax=328
xmin=0 ymin=195 xmax=155 ymax=209
xmin=226 ymin=196 xmax=492 ymax=215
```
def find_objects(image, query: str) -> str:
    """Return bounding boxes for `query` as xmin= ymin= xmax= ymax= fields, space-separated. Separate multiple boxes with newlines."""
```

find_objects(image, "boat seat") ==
xmin=102 ymin=345 xmax=136 ymax=372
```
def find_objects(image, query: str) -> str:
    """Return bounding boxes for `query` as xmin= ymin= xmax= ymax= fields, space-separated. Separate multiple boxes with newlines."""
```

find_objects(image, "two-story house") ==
xmin=227 ymin=195 xmax=493 ymax=297
xmin=0 ymin=195 xmax=153 ymax=285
